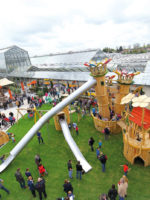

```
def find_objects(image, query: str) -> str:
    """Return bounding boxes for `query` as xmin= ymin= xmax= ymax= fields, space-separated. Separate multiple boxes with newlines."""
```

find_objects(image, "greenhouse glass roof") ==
xmin=8 ymin=49 xmax=150 ymax=85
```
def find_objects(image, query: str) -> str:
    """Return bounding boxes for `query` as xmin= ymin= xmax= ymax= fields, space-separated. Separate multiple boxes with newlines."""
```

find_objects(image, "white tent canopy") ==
xmin=0 ymin=78 xmax=14 ymax=86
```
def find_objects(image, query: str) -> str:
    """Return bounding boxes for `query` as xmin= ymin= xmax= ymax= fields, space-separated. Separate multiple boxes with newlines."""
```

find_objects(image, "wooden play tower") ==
xmin=54 ymin=94 xmax=70 ymax=131
xmin=120 ymin=94 xmax=150 ymax=166
xmin=92 ymin=64 xmax=110 ymax=119
xmin=114 ymin=70 xmax=140 ymax=115
xmin=86 ymin=59 xmax=120 ymax=133
xmin=84 ymin=59 xmax=141 ymax=134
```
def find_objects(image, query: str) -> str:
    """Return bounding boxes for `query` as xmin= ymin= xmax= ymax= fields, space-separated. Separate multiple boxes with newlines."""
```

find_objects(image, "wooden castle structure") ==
xmin=0 ymin=131 xmax=9 ymax=146
xmin=84 ymin=59 xmax=140 ymax=134
xmin=120 ymin=94 xmax=150 ymax=166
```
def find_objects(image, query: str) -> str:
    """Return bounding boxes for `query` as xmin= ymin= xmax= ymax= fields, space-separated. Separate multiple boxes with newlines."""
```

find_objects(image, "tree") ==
xmin=119 ymin=46 xmax=123 ymax=52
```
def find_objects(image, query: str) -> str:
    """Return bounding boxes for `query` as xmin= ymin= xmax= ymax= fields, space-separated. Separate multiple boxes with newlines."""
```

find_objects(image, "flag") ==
xmin=21 ymin=82 xmax=24 ymax=91
xmin=8 ymin=89 xmax=13 ymax=99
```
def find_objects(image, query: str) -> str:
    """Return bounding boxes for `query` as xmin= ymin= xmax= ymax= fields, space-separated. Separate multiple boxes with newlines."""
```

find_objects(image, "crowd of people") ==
xmin=0 ymin=112 xmax=15 ymax=129
xmin=13 ymin=155 xmax=48 ymax=200
xmin=87 ymin=136 xmax=130 ymax=200
xmin=14 ymin=167 xmax=47 ymax=200
xmin=0 ymin=84 xmax=133 ymax=200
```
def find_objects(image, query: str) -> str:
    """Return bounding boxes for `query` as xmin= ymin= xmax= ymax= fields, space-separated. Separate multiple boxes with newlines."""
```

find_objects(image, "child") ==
xmin=98 ymin=140 xmax=102 ymax=148
xmin=38 ymin=164 xmax=48 ymax=177
xmin=120 ymin=163 xmax=131 ymax=176
xmin=0 ymin=155 xmax=5 ymax=163
xmin=96 ymin=147 xmax=100 ymax=158
xmin=7 ymin=132 xmax=12 ymax=139
xmin=68 ymin=191 xmax=75 ymax=200
xmin=25 ymin=168 xmax=32 ymax=178
xmin=72 ymin=122 xmax=77 ymax=129
xmin=11 ymin=134 xmax=15 ymax=143
xmin=75 ymin=126 xmax=79 ymax=135
xmin=68 ymin=123 xmax=72 ymax=130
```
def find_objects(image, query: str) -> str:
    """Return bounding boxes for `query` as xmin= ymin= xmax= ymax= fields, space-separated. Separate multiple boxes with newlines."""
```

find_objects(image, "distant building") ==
xmin=0 ymin=45 xmax=31 ymax=77
xmin=0 ymin=45 xmax=150 ymax=95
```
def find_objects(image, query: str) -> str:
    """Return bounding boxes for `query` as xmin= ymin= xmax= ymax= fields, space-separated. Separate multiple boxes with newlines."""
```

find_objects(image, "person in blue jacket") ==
xmin=37 ymin=131 xmax=44 ymax=144
xmin=27 ymin=176 xmax=36 ymax=198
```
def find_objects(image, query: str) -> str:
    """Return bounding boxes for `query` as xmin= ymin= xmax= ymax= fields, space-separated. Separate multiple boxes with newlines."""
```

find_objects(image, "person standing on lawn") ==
xmin=118 ymin=178 xmax=126 ymax=200
xmin=27 ymin=176 xmax=36 ymax=198
xmin=120 ymin=163 xmax=130 ymax=176
xmin=98 ymin=140 xmax=102 ymax=148
xmin=38 ymin=163 xmax=48 ymax=177
xmin=75 ymin=125 xmax=79 ymax=135
xmin=36 ymin=131 xmax=44 ymax=144
xmin=35 ymin=177 xmax=47 ymax=200
xmin=67 ymin=160 xmax=73 ymax=179
xmin=122 ymin=175 xmax=128 ymax=197
xmin=104 ymin=127 xmax=110 ymax=140
xmin=15 ymin=168 xmax=26 ymax=189
xmin=98 ymin=152 xmax=107 ymax=172
xmin=0 ymin=179 xmax=10 ymax=195
xmin=35 ymin=154 xmax=41 ymax=167
xmin=108 ymin=184 xmax=118 ymax=200
xmin=63 ymin=180 xmax=73 ymax=194
xmin=76 ymin=161 xmax=83 ymax=180
xmin=96 ymin=147 xmax=100 ymax=158
xmin=88 ymin=137 xmax=95 ymax=151
xmin=25 ymin=168 xmax=32 ymax=178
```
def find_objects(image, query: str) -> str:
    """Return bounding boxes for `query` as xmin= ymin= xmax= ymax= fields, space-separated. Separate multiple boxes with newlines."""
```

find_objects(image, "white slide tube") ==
xmin=0 ymin=78 xmax=96 ymax=173
xmin=59 ymin=119 xmax=92 ymax=172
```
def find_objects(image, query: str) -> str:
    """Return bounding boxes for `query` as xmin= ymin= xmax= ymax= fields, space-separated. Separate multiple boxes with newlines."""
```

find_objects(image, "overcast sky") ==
xmin=0 ymin=0 xmax=150 ymax=56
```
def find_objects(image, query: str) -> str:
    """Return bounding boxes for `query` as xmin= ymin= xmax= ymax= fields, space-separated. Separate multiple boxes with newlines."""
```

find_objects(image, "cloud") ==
xmin=0 ymin=0 xmax=150 ymax=55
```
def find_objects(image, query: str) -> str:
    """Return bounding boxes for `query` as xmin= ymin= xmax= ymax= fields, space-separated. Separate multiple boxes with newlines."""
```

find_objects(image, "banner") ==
xmin=8 ymin=89 xmax=13 ymax=99
xmin=21 ymin=82 xmax=24 ymax=91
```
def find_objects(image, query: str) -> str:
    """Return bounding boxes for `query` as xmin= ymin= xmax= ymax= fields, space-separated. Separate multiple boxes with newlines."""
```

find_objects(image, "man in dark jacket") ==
xmin=99 ymin=152 xmax=107 ymax=172
xmin=76 ymin=161 xmax=83 ymax=180
xmin=108 ymin=184 xmax=118 ymax=200
xmin=35 ymin=178 xmax=47 ymax=200
xmin=15 ymin=168 xmax=26 ymax=188
xmin=104 ymin=127 xmax=110 ymax=140
xmin=63 ymin=179 xmax=73 ymax=194
xmin=88 ymin=137 xmax=95 ymax=151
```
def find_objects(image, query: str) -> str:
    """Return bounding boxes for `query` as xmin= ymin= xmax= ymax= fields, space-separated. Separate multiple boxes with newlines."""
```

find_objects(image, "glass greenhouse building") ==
xmin=0 ymin=45 xmax=150 ymax=91
xmin=0 ymin=45 xmax=31 ymax=76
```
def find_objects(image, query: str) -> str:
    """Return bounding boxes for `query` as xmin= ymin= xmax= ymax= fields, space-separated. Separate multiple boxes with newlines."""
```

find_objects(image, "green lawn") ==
xmin=0 ymin=104 xmax=150 ymax=200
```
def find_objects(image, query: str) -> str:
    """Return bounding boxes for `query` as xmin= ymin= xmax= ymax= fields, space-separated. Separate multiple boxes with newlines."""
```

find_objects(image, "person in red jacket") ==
xmin=75 ymin=126 xmax=79 ymax=135
xmin=38 ymin=164 xmax=48 ymax=177
xmin=120 ymin=164 xmax=131 ymax=176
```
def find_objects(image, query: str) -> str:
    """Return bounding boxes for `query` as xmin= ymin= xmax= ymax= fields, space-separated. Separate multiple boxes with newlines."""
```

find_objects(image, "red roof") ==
xmin=129 ymin=107 xmax=150 ymax=130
